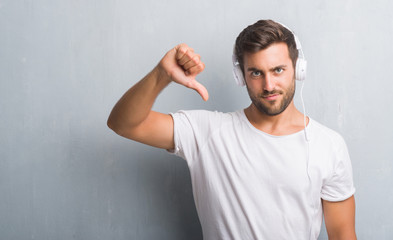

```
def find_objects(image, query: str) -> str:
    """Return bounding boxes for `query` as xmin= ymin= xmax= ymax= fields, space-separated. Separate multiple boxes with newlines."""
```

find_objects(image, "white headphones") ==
xmin=232 ymin=22 xmax=307 ymax=86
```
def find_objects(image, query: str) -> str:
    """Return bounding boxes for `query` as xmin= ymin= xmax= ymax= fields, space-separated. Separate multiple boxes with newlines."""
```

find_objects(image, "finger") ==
xmin=186 ymin=80 xmax=209 ymax=101
xmin=175 ymin=44 xmax=194 ymax=63
xmin=185 ymin=61 xmax=205 ymax=76
xmin=175 ymin=45 xmax=187 ymax=61
xmin=193 ymin=80 xmax=209 ymax=101
xmin=177 ymin=50 xmax=196 ymax=66
xmin=183 ymin=54 xmax=201 ymax=71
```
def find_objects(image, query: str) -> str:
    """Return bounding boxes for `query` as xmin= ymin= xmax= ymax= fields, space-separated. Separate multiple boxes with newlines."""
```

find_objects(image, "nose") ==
xmin=263 ymin=73 xmax=275 ymax=92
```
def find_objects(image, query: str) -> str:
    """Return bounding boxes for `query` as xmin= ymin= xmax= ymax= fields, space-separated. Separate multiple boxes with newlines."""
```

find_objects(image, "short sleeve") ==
xmin=321 ymin=136 xmax=356 ymax=202
xmin=167 ymin=110 xmax=223 ymax=164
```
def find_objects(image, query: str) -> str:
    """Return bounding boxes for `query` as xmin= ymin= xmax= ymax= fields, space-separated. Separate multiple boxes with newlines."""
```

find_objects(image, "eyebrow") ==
xmin=247 ymin=65 xmax=288 ymax=72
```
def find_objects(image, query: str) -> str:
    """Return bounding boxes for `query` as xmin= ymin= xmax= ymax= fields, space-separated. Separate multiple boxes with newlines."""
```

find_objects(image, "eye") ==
xmin=274 ymin=68 xmax=284 ymax=74
xmin=251 ymin=71 xmax=262 ymax=77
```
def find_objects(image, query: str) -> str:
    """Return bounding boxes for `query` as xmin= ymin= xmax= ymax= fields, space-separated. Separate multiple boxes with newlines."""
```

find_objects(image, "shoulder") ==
xmin=170 ymin=109 xmax=245 ymax=138
xmin=169 ymin=109 xmax=243 ymax=159
xmin=309 ymin=118 xmax=347 ymax=148
xmin=171 ymin=109 xmax=241 ymax=124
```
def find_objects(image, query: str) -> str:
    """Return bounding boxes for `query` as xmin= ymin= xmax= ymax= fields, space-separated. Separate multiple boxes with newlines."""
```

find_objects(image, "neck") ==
xmin=244 ymin=101 xmax=307 ymax=136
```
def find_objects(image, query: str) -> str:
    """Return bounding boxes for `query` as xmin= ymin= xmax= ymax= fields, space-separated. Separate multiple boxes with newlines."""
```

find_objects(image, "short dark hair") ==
xmin=234 ymin=19 xmax=299 ymax=74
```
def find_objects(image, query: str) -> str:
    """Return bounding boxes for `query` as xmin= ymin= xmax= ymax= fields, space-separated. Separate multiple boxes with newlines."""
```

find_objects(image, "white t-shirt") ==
xmin=169 ymin=109 xmax=355 ymax=240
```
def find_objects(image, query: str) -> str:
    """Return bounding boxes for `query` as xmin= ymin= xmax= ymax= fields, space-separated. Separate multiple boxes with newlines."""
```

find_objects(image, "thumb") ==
xmin=187 ymin=79 xmax=209 ymax=101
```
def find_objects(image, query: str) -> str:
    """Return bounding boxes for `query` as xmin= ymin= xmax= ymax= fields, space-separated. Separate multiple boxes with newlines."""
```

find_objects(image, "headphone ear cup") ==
xmin=233 ymin=65 xmax=245 ymax=86
xmin=232 ymin=55 xmax=246 ymax=86
xmin=295 ymin=58 xmax=307 ymax=81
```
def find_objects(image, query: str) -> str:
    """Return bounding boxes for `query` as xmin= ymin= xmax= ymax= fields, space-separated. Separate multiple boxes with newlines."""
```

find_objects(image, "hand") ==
xmin=158 ymin=43 xmax=209 ymax=101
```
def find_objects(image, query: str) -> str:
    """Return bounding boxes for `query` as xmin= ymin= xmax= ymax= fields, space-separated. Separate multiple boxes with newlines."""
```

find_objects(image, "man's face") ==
xmin=243 ymin=42 xmax=296 ymax=116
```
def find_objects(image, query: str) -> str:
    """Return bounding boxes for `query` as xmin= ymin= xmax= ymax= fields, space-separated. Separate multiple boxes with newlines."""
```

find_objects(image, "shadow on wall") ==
xmin=64 ymin=129 xmax=203 ymax=240
xmin=123 ymin=147 xmax=203 ymax=240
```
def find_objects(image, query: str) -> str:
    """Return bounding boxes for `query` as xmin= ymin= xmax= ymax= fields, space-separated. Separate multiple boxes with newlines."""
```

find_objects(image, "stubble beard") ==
xmin=246 ymin=81 xmax=296 ymax=116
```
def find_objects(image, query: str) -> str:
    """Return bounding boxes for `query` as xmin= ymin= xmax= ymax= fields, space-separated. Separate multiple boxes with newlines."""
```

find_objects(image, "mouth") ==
xmin=262 ymin=94 xmax=280 ymax=101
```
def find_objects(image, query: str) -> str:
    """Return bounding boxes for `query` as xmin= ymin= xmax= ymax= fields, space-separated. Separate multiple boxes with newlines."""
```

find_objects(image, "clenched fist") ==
xmin=158 ymin=43 xmax=209 ymax=101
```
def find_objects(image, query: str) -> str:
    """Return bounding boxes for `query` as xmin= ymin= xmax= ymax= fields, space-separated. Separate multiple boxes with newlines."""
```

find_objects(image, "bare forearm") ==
xmin=107 ymin=66 xmax=170 ymax=133
xmin=107 ymin=44 xmax=206 ymax=145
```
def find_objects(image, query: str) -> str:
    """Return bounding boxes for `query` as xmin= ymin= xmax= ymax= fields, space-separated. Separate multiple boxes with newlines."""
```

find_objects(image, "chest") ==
xmin=197 ymin=129 xmax=312 ymax=193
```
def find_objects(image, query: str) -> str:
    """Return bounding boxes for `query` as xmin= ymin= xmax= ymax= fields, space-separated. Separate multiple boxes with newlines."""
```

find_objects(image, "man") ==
xmin=107 ymin=20 xmax=356 ymax=240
